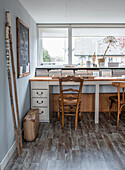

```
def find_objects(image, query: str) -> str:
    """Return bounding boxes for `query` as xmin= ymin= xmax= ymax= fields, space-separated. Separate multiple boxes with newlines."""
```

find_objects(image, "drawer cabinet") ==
xmin=31 ymin=81 xmax=50 ymax=122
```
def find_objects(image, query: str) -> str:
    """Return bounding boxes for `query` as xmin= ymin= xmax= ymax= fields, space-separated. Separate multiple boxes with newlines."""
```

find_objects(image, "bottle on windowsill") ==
xmin=81 ymin=59 xmax=83 ymax=67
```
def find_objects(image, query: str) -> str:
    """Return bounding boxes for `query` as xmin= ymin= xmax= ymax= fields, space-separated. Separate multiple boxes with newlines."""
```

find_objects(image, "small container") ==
xmin=86 ymin=61 xmax=91 ymax=67
xmin=98 ymin=58 xmax=105 ymax=67
xmin=100 ymin=62 xmax=105 ymax=67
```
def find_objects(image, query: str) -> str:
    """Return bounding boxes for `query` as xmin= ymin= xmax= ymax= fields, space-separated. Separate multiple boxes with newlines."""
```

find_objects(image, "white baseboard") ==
xmin=0 ymin=141 xmax=16 ymax=170
xmin=0 ymin=129 xmax=23 ymax=170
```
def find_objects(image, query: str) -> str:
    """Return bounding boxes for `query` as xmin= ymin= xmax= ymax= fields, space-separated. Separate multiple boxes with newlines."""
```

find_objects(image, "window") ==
xmin=72 ymin=28 xmax=125 ymax=66
xmin=38 ymin=28 xmax=68 ymax=65
xmin=38 ymin=25 xmax=125 ymax=66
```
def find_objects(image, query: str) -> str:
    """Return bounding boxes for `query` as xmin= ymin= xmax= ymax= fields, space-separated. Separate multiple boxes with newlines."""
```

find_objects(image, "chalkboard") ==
xmin=17 ymin=18 xmax=30 ymax=78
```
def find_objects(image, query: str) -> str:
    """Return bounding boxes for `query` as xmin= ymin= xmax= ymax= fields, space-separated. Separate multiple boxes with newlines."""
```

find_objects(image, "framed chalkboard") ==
xmin=17 ymin=18 xmax=30 ymax=78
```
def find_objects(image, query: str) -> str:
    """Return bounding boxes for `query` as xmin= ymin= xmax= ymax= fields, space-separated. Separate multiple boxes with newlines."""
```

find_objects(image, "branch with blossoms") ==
xmin=117 ymin=37 xmax=125 ymax=55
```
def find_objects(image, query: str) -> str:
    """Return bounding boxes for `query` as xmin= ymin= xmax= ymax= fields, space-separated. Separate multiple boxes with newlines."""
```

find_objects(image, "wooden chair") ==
xmin=109 ymin=82 xmax=125 ymax=129
xmin=58 ymin=76 xmax=84 ymax=130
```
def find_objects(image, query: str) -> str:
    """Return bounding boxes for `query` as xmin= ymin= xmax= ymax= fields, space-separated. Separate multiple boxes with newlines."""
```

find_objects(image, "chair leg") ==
xmin=75 ymin=109 xmax=79 ymax=130
xmin=109 ymin=100 xmax=113 ymax=120
xmin=62 ymin=110 xmax=64 ymax=129
xmin=79 ymin=111 xmax=81 ymax=121
xmin=116 ymin=109 xmax=121 ymax=130
xmin=57 ymin=109 xmax=60 ymax=121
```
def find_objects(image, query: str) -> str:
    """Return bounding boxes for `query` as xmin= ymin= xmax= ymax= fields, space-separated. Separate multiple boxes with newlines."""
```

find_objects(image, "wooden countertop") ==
xmin=29 ymin=77 xmax=125 ymax=81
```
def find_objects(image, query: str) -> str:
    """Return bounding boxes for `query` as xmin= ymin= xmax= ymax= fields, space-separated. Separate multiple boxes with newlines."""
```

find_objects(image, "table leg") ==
xmin=95 ymin=83 xmax=99 ymax=123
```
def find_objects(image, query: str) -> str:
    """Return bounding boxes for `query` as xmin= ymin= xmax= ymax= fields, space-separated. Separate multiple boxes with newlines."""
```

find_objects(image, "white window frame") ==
xmin=37 ymin=24 xmax=125 ymax=66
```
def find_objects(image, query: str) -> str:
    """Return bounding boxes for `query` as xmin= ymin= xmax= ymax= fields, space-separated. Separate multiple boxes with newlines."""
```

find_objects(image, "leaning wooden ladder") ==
xmin=5 ymin=11 xmax=23 ymax=156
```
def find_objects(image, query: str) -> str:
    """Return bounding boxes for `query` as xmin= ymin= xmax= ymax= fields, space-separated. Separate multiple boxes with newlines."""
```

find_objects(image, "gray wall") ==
xmin=0 ymin=0 xmax=37 ymax=162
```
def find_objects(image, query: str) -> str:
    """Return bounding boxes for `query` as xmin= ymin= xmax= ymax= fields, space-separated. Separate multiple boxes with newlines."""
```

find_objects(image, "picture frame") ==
xmin=17 ymin=17 xmax=30 ymax=78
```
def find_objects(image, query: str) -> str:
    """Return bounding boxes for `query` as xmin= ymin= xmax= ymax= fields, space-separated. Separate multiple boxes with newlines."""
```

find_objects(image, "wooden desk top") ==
xmin=29 ymin=77 xmax=125 ymax=82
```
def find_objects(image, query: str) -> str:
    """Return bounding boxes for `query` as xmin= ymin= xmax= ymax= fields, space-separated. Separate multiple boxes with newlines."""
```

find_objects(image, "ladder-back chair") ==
xmin=58 ymin=76 xmax=84 ymax=130
xmin=109 ymin=82 xmax=125 ymax=129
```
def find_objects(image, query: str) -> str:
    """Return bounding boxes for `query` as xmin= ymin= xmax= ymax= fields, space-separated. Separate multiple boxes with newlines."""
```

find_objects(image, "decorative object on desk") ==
xmin=98 ymin=36 xmax=117 ymax=67
xmin=23 ymin=109 xmax=39 ymax=141
xmin=108 ymin=62 xmax=119 ymax=67
xmin=112 ymin=69 xmax=125 ymax=77
xmin=5 ymin=11 xmax=23 ymax=156
xmin=100 ymin=61 xmax=105 ymax=67
xmin=62 ymin=70 xmax=74 ymax=76
xmin=81 ymin=59 xmax=83 ymax=67
xmin=49 ymin=69 xmax=61 ymax=77
xmin=58 ymin=76 xmax=84 ymax=130
xmin=17 ymin=17 xmax=30 ymax=78
xmin=92 ymin=52 xmax=96 ymax=67
xmin=86 ymin=60 xmax=91 ymax=67
xmin=75 ymin=70 xmax=87 ymax=77
xmin=100 ymin=69 xmax=112 ymax=77
xmin=103 ymin=36 xmax=117 ymax=58
xmin=109 ymin=82 xmax=125 ymax=129
xmin=87 ymin=70 xmax=94 ymax=75
xmin=93 ymin=71 xmax=99 ymax=77
xmin=35 ymin=69 xmax=48 ymax=77
xmin=98 ymin=58 xmax=105 ymax=67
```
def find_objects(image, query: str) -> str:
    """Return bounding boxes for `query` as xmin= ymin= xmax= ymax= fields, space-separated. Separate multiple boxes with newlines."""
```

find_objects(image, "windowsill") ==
xmin=37 ymin=65 xmax=125 ymax=69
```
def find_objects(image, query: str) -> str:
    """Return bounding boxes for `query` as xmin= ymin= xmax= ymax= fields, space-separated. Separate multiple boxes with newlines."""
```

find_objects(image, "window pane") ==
xmin=72 ymin=28 xmax=125 ymax=66
xmin=39 ymin=28 xmax=68 ymax=64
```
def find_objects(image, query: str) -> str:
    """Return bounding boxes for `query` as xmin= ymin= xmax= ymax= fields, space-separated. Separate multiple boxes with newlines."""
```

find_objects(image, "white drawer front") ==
xmin=31 ymin=89 xmax=48 ymax=98
xmin=31 ymin=81 xmax=48 ymax=89
xmin=39 ymin=108 xmax=49 ymax=121
xmin=32 ymin=98 xmax=48 ymax=107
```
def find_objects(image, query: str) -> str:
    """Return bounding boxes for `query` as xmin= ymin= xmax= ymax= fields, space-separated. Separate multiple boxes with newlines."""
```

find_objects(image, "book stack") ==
xmin=87 ymin=70 xmax=94 ymax=75
xmin=93 ymin=71 xmax=99 ymax=77
xmin=100 ymin=69 xmax=112 ymax=77
xmin=112 ymin=69 xmax=125 ymax=77
xmin=75 ymin=70 xmax=88 ymax=76
xmin=35 ymin=69 xmax=48 ymax=77
xmin=62 ymin=70 xmax=74 ymax=76
xmin=49 ymin=69 xmax=61 ymax=77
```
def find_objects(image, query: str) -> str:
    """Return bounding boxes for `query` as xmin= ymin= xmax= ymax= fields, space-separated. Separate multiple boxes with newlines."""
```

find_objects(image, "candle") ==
xmin=6 ymin=27 xmax=9 ymax=39
xmin=6 ymin=11 xmax=11 ymax=27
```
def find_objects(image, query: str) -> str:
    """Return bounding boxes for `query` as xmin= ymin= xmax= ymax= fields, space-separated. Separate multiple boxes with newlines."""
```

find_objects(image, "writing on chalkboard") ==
xmin=17 ymin=18 xmax=30 ymax=78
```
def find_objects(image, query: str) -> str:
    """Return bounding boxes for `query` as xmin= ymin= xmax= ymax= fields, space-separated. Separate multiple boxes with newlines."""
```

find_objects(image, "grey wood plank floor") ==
xmin=5 ymin=112 xmax=125 ymax=170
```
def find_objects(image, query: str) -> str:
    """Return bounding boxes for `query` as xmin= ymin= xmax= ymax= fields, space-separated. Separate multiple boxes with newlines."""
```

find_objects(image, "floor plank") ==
xmin=5 ymin=112 xmax=125 ymax=170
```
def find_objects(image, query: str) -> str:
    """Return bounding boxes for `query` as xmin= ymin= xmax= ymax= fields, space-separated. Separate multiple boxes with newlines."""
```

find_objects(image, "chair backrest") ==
xmin=112 ymin=82 xmax=125 ymax=103
xmin=59 ymin=76 xmax=84 ymax=108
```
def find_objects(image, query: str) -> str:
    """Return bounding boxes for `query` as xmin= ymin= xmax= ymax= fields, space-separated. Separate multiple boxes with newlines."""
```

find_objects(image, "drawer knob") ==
xmin=37 ymin=101 xmax=43 ymax=104
xmin=36 ymin=92 xmax=43 ymax=95
xmin=40 ymin=111 xmax=44 ymax=114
